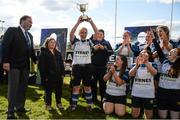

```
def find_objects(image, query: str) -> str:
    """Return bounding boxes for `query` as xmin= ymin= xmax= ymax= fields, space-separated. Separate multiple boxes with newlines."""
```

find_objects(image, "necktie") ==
xmin=25 ymin=31 xmax=31 ymax=48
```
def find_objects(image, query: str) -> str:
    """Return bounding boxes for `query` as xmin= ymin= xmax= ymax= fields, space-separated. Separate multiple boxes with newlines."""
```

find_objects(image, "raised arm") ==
xmin=145 ymin=62 xmax=157 ymax=76
xmin=129 ymin=57 xmax=140 ymax=77
xmin=150 ymin=29 xmax=166 ymax=63
xmin=70 ymin=16 xmax=83 ymax=44
xmin=129 ymin=64 xmax=139 ymax=77
xmin=104 ymin=65 xmax=125 ymax=86
xmin=87 ymin=17 xmax=98 ymax=34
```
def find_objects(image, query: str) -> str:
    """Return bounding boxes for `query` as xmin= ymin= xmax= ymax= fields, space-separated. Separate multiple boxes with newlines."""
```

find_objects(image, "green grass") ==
xmin=0 ymin=77 xmax=133 ymax=119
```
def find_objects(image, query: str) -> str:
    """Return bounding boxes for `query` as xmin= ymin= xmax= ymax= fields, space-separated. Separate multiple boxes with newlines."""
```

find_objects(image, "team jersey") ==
xmin=159 ymin=60 xmax=180 ymax=90
xmin=139 ymin=43 xmax=156 ymax=53
xmin=114 ymin=44 xmax=134 ymax=68
xmin=72 ymin=37 xmax=93 ymax=65
xmin=131 ymin=63 xmax=157 ymax=98
xmin=106 ymin=70 xmax=129 ymax=96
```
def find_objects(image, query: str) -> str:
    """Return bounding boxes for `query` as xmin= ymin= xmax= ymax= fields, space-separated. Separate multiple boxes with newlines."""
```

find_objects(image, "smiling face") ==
xmin=79 ymin=27 xmax=88 ymax=40
xmin=20 ymin=16 xmax=32 ymax=31
xmin=46 ymin=38 xmax=56 ymax=50
xmin=139 ymin=50 xmax=150 ymax=62
xmin=115 ymin=56 xmax=123 ymax=67
xmin=168 ymin=48 xmax=179 ymax=62
xmin=157 ymin=26 xmax=169 ymax=41
xmin=123 ymin=31 xmax=131 ymax=42
xmin=145 ymin=31 xmax=153 ymax=44
xmin=96 ymin=31 xmax=104 ymax=41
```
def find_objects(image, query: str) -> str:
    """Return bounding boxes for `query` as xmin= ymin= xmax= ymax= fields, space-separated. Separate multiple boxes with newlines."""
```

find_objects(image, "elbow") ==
xmin=152 ymin=70 xmax=157 ymax=76
xmin=116 ymin=79 xmax=125 ymax=86
xmin=103 ymin=76 xmax=108 ymax=82
xmin=129 ymin=71 xmax=134 ymax=77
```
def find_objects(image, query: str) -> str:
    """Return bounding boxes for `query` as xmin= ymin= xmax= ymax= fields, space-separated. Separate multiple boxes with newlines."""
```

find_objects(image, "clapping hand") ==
xmin=98 ymin=44 xmax=104 ymax=50
xmin=136 ymin=52 xmax=148 ymax=65
xmin=94 ymin=44 xmax=99 ymax=50
xmin=122 ymin=39 xmax=130 ymax=46
xmin=109 ymin=65 xmax=116 ymax=74
xmin=149 ymin=28 xmax=159 ymax=40
xmin=94 ymin=44 xmax=104 ymax=50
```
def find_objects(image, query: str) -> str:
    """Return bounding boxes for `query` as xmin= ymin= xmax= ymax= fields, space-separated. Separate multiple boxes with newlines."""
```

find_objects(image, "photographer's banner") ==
xmin=40 ymin=28 xmax=68 ymax=59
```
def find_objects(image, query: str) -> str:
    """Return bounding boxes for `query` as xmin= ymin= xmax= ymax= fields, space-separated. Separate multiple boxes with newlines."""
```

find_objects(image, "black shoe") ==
xmin=57 ymin=103 xmax=64 ymax=110
xmin=93 ymin=98 xmax=98 ymax=103
xmin=67 ymin=105 xmax=76 ymax=112
xmin=16 ymin=108 xmax=31 ymax=113
xmin=7 ymin=113 xmax=16 ymax=119
xmin=86 ymin=106 xmax=93 ymax=112
xmin=16 ymin=108 xmax=31 ymax=116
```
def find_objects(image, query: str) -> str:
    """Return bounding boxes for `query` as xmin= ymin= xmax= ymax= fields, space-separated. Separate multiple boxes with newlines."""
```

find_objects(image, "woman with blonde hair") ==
xmin=152 ymin=30 xmax=180 ymax=119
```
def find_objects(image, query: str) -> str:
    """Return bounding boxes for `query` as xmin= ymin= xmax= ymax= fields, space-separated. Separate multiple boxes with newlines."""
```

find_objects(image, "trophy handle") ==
xmin=84 ymin=3 xmax=88 ymax=10
xmin=76 ymin=3 xmax=80 ymax=10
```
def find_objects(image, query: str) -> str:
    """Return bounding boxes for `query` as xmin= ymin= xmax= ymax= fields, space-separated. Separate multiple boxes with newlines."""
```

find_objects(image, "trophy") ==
xmin=77 ymin=3 xmax=88 ymax=21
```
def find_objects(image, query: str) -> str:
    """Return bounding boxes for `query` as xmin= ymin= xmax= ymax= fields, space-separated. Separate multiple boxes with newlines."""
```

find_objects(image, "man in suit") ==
xmin=0 ymin=35 xmax=3 ymax=85
xmin=2 ymin=15 xmax=37 ymax=119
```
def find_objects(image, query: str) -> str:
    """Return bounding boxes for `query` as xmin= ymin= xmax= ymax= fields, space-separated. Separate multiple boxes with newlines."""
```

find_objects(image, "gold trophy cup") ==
xmin=77 ymin=3 xmax=88 ymax=21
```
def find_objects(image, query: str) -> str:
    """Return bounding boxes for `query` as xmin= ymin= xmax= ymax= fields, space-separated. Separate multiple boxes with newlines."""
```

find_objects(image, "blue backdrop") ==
xmin=40 ymin=28 xmax=68 ymax=59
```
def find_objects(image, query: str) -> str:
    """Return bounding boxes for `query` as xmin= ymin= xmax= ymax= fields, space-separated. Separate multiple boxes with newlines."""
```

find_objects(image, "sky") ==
xmin=0 ymin=0 xmax=180 ymax=47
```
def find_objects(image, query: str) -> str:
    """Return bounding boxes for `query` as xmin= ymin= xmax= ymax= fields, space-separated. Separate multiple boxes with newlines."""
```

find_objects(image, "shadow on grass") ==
xmin=0 ymin=83 xmax=44 ymax=102
xmin=0 ymin=77 xmax=134 ymax=119
xmin=0 ymin=84 xmax=8 ymax=97
xmin=47 ymin=108 xmax=61 ymax=119
xmin=26 ymin=85 xmax=44 ymax=102
xmin=46 ymin=105 xmax=106 ymax=119
xmin=17 ymin=113 xmax=30 ymax=119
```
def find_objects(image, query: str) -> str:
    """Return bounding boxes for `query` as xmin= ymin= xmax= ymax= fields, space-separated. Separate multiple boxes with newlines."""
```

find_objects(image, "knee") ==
xmin=131 ymin=108 xmax=141 ymax=118
xmin=103 ymin=104 xmax=113 ymax=115
xmin=84 ymin=86 xmax=91 ymax=92
xmin=73 ymin=86 xmax=80 ymax=93
xmin=115 ymin=111 xmax=126 ymax=117
xmin=104 ymin=109 xmax=113 ymax=115
xmin=132 ymin=112 xmax=140 ymax=118
xmin=159 ymin=114 xmax=167 ymax=119
xmin=158 ymin=110 xmax=168 ymax=119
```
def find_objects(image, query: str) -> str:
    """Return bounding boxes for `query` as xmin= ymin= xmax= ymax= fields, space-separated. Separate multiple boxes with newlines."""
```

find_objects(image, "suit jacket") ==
xmin=2 ymin=26 xmax=37 ymax=69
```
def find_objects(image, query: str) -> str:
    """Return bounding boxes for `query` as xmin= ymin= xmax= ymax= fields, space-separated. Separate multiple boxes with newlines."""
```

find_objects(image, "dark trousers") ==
xmin=44 ymin=81 xmax=63 ymax=105
xmin=7 ymin=68 xmax=29 ymax=113
xmin=91 ymin=65 xmax=107 ymax=102
xmin=0 ymin=63 xmax=3 ymax=84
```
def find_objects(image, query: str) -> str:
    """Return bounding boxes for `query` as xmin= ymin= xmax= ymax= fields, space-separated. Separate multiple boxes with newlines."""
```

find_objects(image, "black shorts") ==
xmin=157 ymin=87 xmax=180 ymax=111
xmin=132 ymin=96 xmax=154 ymax=110
xmin=72 ymin=64 xmax=92 ymax=86
xmin=103 ymin=93 xmax=126 ymax=105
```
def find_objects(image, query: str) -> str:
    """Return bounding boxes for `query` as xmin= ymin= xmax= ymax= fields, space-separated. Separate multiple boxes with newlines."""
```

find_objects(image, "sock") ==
xmin=84 ymin=91 xmax=93 ymax=106
xmin=71 ymin=93 xmax=79 ymax=107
